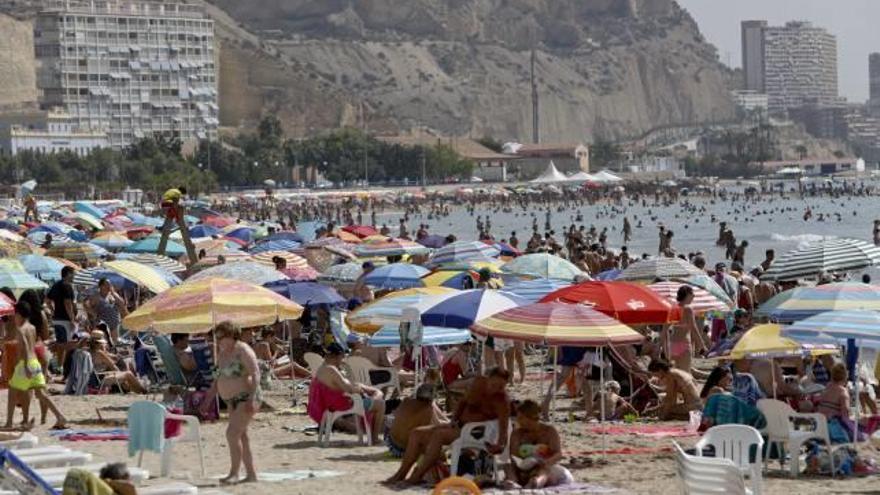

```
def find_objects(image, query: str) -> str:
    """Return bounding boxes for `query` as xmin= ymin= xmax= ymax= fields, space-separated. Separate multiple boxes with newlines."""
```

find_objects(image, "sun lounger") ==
xmin=0 ymin=433 xmax=38 ymax=450
xmin=13 ymin=450 xmax=92 ymax=469
xmin=11 ymin=447 xmax=70 ymax=457
xmin=138 ymin=482 xmax=199 ymax=495
xmin=36 ymin=463 xmax=149 ymax=487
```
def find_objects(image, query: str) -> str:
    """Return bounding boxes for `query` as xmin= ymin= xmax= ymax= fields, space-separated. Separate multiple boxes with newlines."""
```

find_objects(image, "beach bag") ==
xmin=184 ymin=390 xmax=219 ymax=421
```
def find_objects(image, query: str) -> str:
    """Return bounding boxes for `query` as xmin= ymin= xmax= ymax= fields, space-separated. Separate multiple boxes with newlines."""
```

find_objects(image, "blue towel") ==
xmin=732 ymin=372 xmax=765 ymax=407
xmin=702 ymin=394 xmax=767 ymax=430
xmin=127 ymin=401 xmax=166 ymax=457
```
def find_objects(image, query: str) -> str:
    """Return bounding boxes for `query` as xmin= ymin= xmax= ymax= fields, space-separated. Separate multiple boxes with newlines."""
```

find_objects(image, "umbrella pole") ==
xmin=552 ymin=346 xmax=558 ymax=415
xmin=600 ymin=346 xmax=606 ymax=461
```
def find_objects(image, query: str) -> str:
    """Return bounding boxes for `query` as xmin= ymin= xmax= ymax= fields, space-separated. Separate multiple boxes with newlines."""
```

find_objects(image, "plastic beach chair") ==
xmin=303 ymin=352 xmax=323 ymax=376
xmin=448 ymin=420 xmax=510 ymax=479
xmin=694 ymin=425 xmax=764 ymax=494
xmin=673 ymin=441 xmax=752 ymax=495
xmin=127 ymin=401 xmax=205 ymax=478
xmin=757 ymin=399 xmax=847 ymax=477
xmin=343 ymin=356 xmax=400 ymax=396
xmin=315 ymin=391 xmax=372 ymax=447
xmin=154 ymin=335 xmax=189 ymax=387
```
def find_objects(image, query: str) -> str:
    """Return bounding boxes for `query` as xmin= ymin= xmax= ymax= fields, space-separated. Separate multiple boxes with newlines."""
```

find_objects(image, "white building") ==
xmin=731 ymin=90 xmax=769 ymax=113
xmin=34 ymin=0 xmax=218 ymax=148
xmin=756 ymin=158 xmax=864 ymax=176
xmin=0 ymin=108 xmax=108 ymax=156
xmin=763 ymin=21 xmax=838 ymax=115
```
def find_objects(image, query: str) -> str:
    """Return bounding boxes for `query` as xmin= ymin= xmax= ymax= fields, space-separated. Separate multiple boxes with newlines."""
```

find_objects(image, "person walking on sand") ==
xmin=203 ymin=321 xmax=261 ymax=485
xmin=7 ymin=301 xmax=67 ymax=430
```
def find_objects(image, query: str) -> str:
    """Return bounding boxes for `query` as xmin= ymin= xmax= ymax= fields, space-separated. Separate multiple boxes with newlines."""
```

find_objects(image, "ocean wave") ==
xmin=770 ymin=233 xmax=833 ymax=248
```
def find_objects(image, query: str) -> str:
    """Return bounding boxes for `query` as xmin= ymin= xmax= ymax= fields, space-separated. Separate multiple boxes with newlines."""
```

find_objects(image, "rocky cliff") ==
xmin=208 ymin=0 xmax=736 ymax=142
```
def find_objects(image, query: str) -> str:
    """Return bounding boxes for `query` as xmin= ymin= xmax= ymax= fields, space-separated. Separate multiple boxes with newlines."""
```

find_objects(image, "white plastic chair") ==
xmin=674 ymin=441 xmax=752 ymax=495
xmin=343 ymin=356 xmax=400 ymax=395
xmin=127 ymin=401 xmax=206 ymax=478
xmin=757 ymin=398 xmax=846 ymax=477
xmin=694 ymin=425 xmax=764 ymax=494
xmin=304 ymin=352 xmax=324 ymax=376
xmin=317 ymin=392 xmax=372 ymax=447
xmin=448 ymin=420 xmax=510 ymax=479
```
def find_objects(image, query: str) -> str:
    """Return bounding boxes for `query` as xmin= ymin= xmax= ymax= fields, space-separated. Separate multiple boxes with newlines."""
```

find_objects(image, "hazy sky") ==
xmin=676 ymin=0 xmax=879 ymax=102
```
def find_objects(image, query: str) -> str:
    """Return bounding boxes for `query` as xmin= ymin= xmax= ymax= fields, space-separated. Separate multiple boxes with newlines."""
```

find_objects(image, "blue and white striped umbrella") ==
xmin=428 ymin=241 xmax=499 ymax=266
xmin=757 ymin=283 xmax=880 ymax=322
xmin=0 ymin=267 xmax=49 ymax=293
xmin=189 ymin=225 xmax=221 ymax=238
xmin=27 ymin=231 xmax=72 ymax=245
xmin=416 ymin=289 xmax=529 ymax=328
xmin=783 ymin=310 xmax=880 ymax=347
xmin=763 ymin=238 xmax=880 ymax=282
xmin=250 ymin=239 xmax=301 ymax=254
xmin=318 ymin=262 xmax=363 ymax=283
xmin=363 ymin=263 xmax=429 ymax=290
xmin=501 ymin=278 xmax=572 ymax=303
xmin=368 ymin=325 xmax=471 ymax=348
xmin=18 ymin=255 xmax=67 ymax=282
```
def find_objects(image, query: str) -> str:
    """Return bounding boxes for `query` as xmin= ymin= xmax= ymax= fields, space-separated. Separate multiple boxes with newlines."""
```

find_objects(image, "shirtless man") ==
xmin=385 ymin=384 xmax=446 ymax=458
xmin=385 ymin=367 xmax=511 ymax=485
xmin=646 ymin=360 xmax=701 ymax=421
xmin=7 ymin=301 xmax=66 ymax=429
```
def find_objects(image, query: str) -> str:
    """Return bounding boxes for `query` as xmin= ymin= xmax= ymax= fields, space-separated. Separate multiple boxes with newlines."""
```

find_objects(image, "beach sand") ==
xmin=7 ymin=376 xmax=878 ymax=495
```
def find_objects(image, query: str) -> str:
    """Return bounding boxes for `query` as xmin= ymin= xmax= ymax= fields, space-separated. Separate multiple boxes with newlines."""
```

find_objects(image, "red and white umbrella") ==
xmin=647 ymin=281 xmax=733 ymax=315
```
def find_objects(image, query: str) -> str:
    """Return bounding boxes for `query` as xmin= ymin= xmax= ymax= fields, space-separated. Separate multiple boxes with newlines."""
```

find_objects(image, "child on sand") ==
xmin=591 ymin=380 xmax=637 ymax=420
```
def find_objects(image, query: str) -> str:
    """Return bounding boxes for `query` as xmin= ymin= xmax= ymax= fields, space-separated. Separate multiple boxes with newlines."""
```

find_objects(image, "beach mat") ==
xmin=585 ymin=424 xmax=697 ymax=438
xmin=566 ymin=446 xmax=673 ymax=456
xmin=258 ymin=471 xmax=343 ymax=482
xmin=50 ymin=428 xmax=128 ymax=442
xmin=482 ymin=482 xmax=618 ymax=494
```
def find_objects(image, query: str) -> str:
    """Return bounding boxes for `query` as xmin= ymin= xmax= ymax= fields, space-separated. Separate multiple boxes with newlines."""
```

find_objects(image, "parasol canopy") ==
xmin=189 ymin=261 xmax=289 ymax=286
xmin=648 ymin=281 xmax=733 ymax=315
xmin=428 ymin=241 xmax=499 ymax=266
xmin=346 ymin=287 xmax=457 ymax=333
xmin=416 ymin=289 xmax=528 ymax=329
xmin=616 ymin=257 xmax=704 ymax=282
xmin=263 ymin=281 xmax=346 ymax=308
xmin=716 ymin=323 xmax=837 ymax=360
xmin=762 ymin=238 xmax=880 ymax=282
xmin=756 ymin=282 xmax=880 ymax=322
xmin=541 ymin=281 xmax=679 ymax=325
xmin=362 ymin=263 xmax=429 ymax=290
xmin=502 ymin=253 xmax=584 ymax=281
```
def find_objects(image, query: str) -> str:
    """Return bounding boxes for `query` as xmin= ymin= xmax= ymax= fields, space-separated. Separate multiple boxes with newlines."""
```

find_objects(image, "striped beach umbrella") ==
xmin=126 ymin=237 xmax=186 ymax=257
xmin=354 ymin=239 xmax=431 ymax=258
xmin=502 ymin=253 xmax=584 ymax=281
xmin=501 ymin=278 xmax=572 ymax=303
xmin=91 ymin=232 xmax=134 ymax=251
xmin=341 ymin=225 xmax=378 ymax=239
xmin=346 ymin=287 xmax=457 ymax=333
xmin=0 ymin=268 xmax=48 ymax=294
xmin=470 ymin=302 xmax=644 ymax=346
xmin=417 ymin=289 xmax=529 ymax=328
xmin=74 ymin=267 xmax=137 ymax=290
xmin=124 ymin=277 xmax=304 ymax=334
xmin=428 ymin=241 xmax=499 ymax=266
xmin=116 ymin=253 xmax=186 ymax=274
xmin=263 ymin=281 xmax=346 ymax=308
xmin=542 ymin=281 xmax=680 ymax=325
xmin=318 ymin=262 xmax=363 ymax=284
xmin=368 ymin=325 xmax=471 ymax=348
xmin=783 ymin=310 xmax=880 ymax=346
xmin=762 ymin=238 xmax=880 ymax=282
xmin=27 ymin=231 xmax=72 ymax=246
xmin=46 ymin=242 xmax=107 ymax=264
xmin=673 ymin=274 xmax=736 ymax=307
xmin=616 ymin=257 xmax=704 ymax=282
xmin=715 ymin=323 xmax=837 ymax=360
xmin=0 ymin=292 xmax=14 ymax=316
xmin=280 ymin=266 xmax=320 ymax=282
xmin=103 ymin=260 xmax=176 ymax=293
xmin=363 ymin=263 xmax=430 ymax=290
xmin=756 ymin=282 xmax=880 ymax=322
xmin=252 ymin=251 xmax=310 ymax=269
xmin=250 ymin=239 xmax=301 ymax=254
xmin=648 ymin=281 xmax=733 ymax=315
xmin=189 ymin=261 xmax=289 ymax=286
xmin=17 ymin=254 xmax=68 ymax=282
xmin=71 ymin=211 xmax=104 ymax=231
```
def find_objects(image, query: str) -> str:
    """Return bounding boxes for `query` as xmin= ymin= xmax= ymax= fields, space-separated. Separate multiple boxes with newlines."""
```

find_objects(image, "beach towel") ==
xmin=482 ymin=482 xmax=618 ymax=494
xmin=585 ymin=424 xmax=697 ymax=438
xmin=565 ymin=447 xmax=672 ymax=456
xmin=127 ymin=401 xmax=166 ymax=457
xmin=62 ymin=469 xmax=114 ymax=495
xmin=64 ymin=349 xmax=93 ymax=396
xmin=732 ymin=372 xmax=765 ymax=406
xmin=51 ymin=428 xmax=129 ymax=442
xmin=700 ymin=394 xmax=766 ymax=431
xmin=306 ymin=379 xmax=372 ymax=427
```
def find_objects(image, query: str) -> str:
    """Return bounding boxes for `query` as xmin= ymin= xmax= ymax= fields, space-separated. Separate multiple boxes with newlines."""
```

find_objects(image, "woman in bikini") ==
xmin=203 ymin=321 xmax=261 ymax=484
xmin=664 ymin=286 xmax=704 ymax=373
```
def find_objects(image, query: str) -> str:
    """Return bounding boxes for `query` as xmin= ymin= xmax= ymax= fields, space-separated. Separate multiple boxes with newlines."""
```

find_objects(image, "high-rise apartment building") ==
xmin=762 ymin=21 xmax=838 ymax=115
xmin=870 ymin=53 xmax=880 ymax=103
xmin=741 ymin=21 xmax=767 ymax=93
xmin=33 ymin=0 xmax=218 ymax=148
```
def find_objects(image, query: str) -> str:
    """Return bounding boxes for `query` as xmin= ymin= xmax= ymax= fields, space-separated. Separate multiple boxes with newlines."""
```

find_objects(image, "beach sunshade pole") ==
xmin=599 ymin=345 xmax=606 ymax=461
xmin=551 ymin=346 xmax=558 ymax=416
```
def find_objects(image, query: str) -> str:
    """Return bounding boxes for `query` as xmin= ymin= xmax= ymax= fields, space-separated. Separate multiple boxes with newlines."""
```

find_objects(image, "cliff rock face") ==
xmin=0 ymin=14 xmax=36 ymax=107
xmin=209 ymin=0 xmax=735 ymax=141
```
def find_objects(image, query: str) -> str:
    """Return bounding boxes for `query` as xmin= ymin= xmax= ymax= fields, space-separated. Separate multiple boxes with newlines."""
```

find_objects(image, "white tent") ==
xmin=530 ymin=161 xmax=570 ymax=183
xmin=568 ymin=171 xmax=597 ymax=182
xmin=592 ymin=170 xmax=623 ymax=183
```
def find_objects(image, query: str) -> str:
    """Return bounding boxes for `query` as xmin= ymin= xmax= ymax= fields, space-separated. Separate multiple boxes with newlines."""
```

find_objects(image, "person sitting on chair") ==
xmin=505 ymin=400 xmax=573 ymax=489
xmin=385 ymin=384 xmax=446 ymax=458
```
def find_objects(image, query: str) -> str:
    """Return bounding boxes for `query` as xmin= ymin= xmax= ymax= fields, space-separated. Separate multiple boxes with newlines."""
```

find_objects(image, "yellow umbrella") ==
xmin=73 ymin=211 xmax=104 ymax=231
xmin=124 ymin=277 xmax=303 ymax=334
xmin=103 ymin=260 xmax=171 ymax=294
xmin=0 ymin=259 xmax=26 ymax=272
xmin=346 ymin=287 xmax=457 ymax=334
xmin=723 ymin=324 xmax=838 ymax=360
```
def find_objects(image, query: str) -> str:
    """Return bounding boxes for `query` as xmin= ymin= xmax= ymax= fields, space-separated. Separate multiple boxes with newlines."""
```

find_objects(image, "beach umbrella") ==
xmin=0 ymin=260 xmax=26 ymax=273
xmin=342 ymin=225 xmax=378 ymax=238
xmin=318 ymin=262 xmax=363 ymax=284
xmin=501 ymin=278 xmax=572 ymax=303
xmin=0 ymin=267 xmax=48 ymax=294
xmin=595 ymin=269 xmax=621 ymax=281
xmin=73 ymin=201 xmax=106 ymax=219
xmin=0 ymin=292 xmax=15 ymax=316
xmin=428 ymin=241 xmax=499 ymax=266
xmin=252 ymin=251 xmax=310 ymax=269
xmin=74 ymin=267 xmax=138 ymax=290
xmin=46 ymin=242 xmax=107 ymax=264
xmin=0 ymin=238 xmax=36 ymax=257
xmin=17 ymin=254 xmax=67 ymax=282
xmin=334 ymin=230 xmax=363 ymax=244
xmin=127 ymin=212 xmax=164 ymax=228
xmin=541 ymin=281 xmax=679 ymax=325
xmin=189 ymin=261 xmax=289 ymax=286
xmin=368 ymin=324 xmax=471 ymax=348
xmin=470 ymin=302 xmax=643 ymax=346
xmin=71 ymin=211 xmax=104 ymax=231
xmin=421 ymin=270 xmax=477 ymax=290
xmin=762 ymin=238 xmax=880 ymax=282
xmin=492 ymin=242 xmax=522 ymax=257
xmin=27 ymin=231 xmax=72 ymax=246
xmin=502 ymin=253 xmax=584 ymax=281
xmin=280 ymin=266 xmax=320 ymax=282
xmin=192 ymin=250 xmax=252 ymax=267
xmin=103 ymin=260 xmax=175 ymax=293
xmin=126 ymin=237 xmax=186 ymax=257
xmin=616 ymin=257 xmax=704 ymax=282
xmin=354 ymin=239 xmax=431 ymax=258
xmin=756 ymin=282 xmax=880 ymax=322
xmin=715 ymin=323 xmax=837 ymax=360
xmin=189 ymin=225 xmax=221 ymax=238
xmin=0 ymin=230 xmax=25 ymax=243
xmin=263 ymin=281 xmax=346 ymax=308
xmin=201 ymin=215 xmax=235 ymax=228
xmin=673 ymin=274 xmax=736 ymax=307
xmin=648 ymin=281 xmax=734 ymax=315
xmin=346 ymin=287 xmax=458 ymax=333
xmin=222 ymin=226 xmax=255 ymax=245
xmin=250 ymin=240 xmax=301 ymax=254
xmin=124 ymin=277 xmax=304 ymax=334
xmin=90 ymin=232 xmax=134 ymax=251
xmin=417 ymin=289 xmax=529 ymax=328
xmin=783 ymin=310 xmax=880 ymax=346
xmin=116 ymin=253 xmax=186 ymax=274
xmin=363 ymin=263 xmax=430 ymax=290
xmin=417 ymin=235 xmax=448 ymax=249
xmin=263 ymin=231 xmax=305 ymax=244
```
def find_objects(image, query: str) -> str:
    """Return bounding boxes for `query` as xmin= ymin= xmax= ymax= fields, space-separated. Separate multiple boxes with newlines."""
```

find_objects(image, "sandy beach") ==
xmin=11 ymin=370 xmax=876 ymax=495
